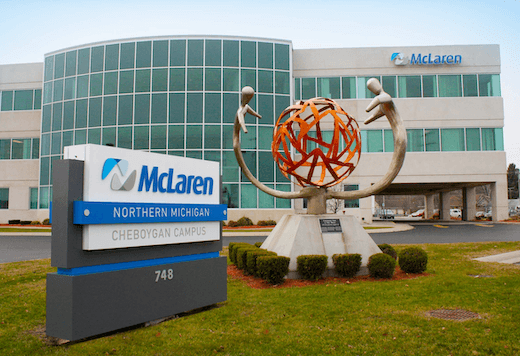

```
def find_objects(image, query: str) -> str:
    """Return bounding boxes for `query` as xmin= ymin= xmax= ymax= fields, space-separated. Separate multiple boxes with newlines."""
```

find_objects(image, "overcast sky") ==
xmin=1 ymin=0 xmax=519 ymax=166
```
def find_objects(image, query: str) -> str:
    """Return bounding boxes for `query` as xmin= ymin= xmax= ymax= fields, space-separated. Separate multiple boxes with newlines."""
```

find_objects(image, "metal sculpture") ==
xmin=272 ymin=97 xmax=361 ymax=188
xmin=233 ymin=78 xmax=407 ymax=214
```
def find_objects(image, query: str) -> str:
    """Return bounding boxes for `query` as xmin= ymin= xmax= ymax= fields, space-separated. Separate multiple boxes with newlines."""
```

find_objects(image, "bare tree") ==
xmin=326 ymin=185 xmax=343 ymax=213
xmin=507 ymin=163 xmax=519 ymax=199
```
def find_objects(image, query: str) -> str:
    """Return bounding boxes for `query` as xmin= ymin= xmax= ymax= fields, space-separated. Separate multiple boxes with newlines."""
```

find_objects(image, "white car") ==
xmin=450 ymin=209 xmax=462 ymax=218
xmin=408 ymin=209 xmax=425 ymax=218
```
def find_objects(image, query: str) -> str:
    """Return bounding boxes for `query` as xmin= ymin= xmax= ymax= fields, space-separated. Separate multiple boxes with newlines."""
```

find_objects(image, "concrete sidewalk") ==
xmin=473 ymin=250 xmax=520 ymax=264
xmin=222 ymin=221 xmax=414 ymax=237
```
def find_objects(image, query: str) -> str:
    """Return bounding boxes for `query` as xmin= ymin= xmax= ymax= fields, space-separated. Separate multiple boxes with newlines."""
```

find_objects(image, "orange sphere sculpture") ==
xmin=272 ymin=98 xmax=362 ymax=188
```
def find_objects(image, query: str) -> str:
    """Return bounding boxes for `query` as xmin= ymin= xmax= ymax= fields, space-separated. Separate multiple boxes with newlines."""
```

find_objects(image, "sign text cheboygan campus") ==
xmin=46 ymin=144 xmax=227 ymax=341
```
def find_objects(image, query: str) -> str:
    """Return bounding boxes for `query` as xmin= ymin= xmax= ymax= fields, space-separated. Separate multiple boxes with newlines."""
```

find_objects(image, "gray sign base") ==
xmin=46 ymin=256 xmax=227 ymax=341
xmin=261 ymin=214 xmax=382 ymax=278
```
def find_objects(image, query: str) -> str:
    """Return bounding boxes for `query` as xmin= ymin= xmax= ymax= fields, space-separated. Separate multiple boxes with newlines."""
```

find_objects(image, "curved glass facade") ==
xmin=39 ymin=36 xmax=292 ymax=209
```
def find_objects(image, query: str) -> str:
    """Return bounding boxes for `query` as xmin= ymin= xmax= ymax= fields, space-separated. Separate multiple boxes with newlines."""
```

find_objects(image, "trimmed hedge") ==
xmin=257 ymin=219 xmax=277 ymax=226
xmin=237 ymin=216 xmax=253 ymax=226
xmin=257 ymin=256 xmax=290 ymax=284
xmin=228 ymin=242 xmax=252 ymax=264
xmin=398 ymin=247 xmax=428 ymax=273
xmin=236 ymin=246 xmax=259 ymax=270
xmin=332 ymin=253 xmax=362 ymax=278
xmin=227 ymin=220 xmax=239 ymax=227
xmin=246 ymin=249 xmax=277 ymax=276
xmin=378 ymin=244 xmax=398 ymax=260
xmin=297 ymin=255 xmax=328 ymax=281
xmin=368 ymin=253 xmax=396 ymax=279
xmin=254 ymin=242 xmax=263 ymax=248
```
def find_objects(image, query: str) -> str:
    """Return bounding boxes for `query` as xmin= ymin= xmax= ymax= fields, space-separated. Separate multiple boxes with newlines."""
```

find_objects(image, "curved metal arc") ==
xmin=328 ymin=79 xmax=407 ymax=200
xmin=233 ymin=86 xmax=310 ymax=200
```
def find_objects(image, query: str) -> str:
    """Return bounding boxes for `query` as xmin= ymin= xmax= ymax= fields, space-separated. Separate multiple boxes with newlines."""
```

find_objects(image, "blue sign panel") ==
xmin=73 ymin=201 xmax=228 ymax=225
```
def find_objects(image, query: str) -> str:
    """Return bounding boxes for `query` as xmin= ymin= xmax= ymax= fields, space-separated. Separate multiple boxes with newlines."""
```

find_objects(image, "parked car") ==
xmin=379 ymin=209 xmax=395 ymax=219
xmin=450 ymin=209 xmax=462 ymax=218
xmin=408 ymin=209 xmax=425 ymax=218
xmin=475 ymin=211 xmax=485 ymax=218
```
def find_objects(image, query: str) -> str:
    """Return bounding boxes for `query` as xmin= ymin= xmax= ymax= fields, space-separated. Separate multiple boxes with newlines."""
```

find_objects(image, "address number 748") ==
xmin=155 ymin=268 xmax=174 ymax=282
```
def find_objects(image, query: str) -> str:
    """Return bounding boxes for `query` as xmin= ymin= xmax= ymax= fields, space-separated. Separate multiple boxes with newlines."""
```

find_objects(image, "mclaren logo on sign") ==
xmin=102 ymin=158 xmax=137 ymax=191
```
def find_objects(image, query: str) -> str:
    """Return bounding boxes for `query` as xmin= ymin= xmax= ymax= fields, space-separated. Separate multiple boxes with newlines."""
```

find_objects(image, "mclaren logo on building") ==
xmin=391 ymin=52 xmax=407 ymax=65
xmin=102 ymin=158 xmax=137 ymax=191
xmin=391 ymin=52 xmax=462 ymax=66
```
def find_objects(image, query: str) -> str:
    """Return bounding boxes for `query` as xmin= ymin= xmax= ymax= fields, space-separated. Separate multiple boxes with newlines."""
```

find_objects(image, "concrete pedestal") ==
xmin=261 ymin=214 xmax=382 ymax=278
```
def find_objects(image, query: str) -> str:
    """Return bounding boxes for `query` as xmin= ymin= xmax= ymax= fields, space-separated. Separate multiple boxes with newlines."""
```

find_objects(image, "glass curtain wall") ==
xmin=40 ymin=37 xmax=292 ymax=209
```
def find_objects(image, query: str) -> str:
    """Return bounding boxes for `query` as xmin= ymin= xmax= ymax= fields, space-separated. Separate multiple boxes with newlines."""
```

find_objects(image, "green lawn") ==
xmin=0 ymin=228 xmax=52 ymax=233
xmin=1 ymin=242 xmax=519 ymax=355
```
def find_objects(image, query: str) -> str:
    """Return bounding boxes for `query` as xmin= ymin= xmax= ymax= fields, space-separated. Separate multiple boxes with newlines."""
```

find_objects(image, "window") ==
xmin=0 ymin=139 xmax=11 ymax=159
xmin=398 ymin=76 xmax=421 ymax=98
xmin=422 ymin=75 xmax=437 ymax=97
xmin=439 ymin=75 xmax=462 ymax=97
xmin=407 ymin=129 xmax=424 ymax=152
xmin=479 ymin=74 xmax=501 ymax=97
xmin=482 ymin=128 xmax=504 ymax=151
xmin=424 ymin=129 xmax=440 ymax=151
xmin=0 ymin=188 xmax=8 ymax=209
xmin=341 ymin=77 xmax=356 ymax=99
xmin=1 ymin=91 xmax=13 ymax=111
xmin=463 ymin=75 xmax=478 ymax=97
xmin=14 ymin=90 xmax=33 ymax=110
xmin=441 ymin=128 xmax=464 ymax=151
xmin=466 ymin=128 xmax=481 ymax=151
xmin=382 ymin=76 xmax=397 ymax=98
xmin=11 ymin=139 xmax=32 ymax=159
xmin=301 ymin=78 xmax=315 ymax=100
xmin=358 ymin=76 xmax=379 ymax=99
xmin=343 ymin=185 xmax=359 ymax=208
xmin=317 ymin=77 xmax=340 ymax=98
xmin=361 ymin=130 xmax=383 ymax=153
xmin=30 ymin=188 xmax=38 ymax=209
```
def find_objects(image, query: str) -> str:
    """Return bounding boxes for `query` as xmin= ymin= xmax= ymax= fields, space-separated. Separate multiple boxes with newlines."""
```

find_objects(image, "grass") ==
xmin=1 ymin=242 xmax=519 ymax=355
xmin=0 ymin=228 xmax=52 ymax=233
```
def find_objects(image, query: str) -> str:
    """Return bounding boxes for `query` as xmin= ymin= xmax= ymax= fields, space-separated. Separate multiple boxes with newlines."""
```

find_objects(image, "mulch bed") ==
xmin=227 ymin=265 xmax=429 ymax=289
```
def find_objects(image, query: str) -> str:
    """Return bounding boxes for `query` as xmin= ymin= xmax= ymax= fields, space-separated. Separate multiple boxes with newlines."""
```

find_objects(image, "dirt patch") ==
xmin=227 ymin=265 xmax=429 ymax=289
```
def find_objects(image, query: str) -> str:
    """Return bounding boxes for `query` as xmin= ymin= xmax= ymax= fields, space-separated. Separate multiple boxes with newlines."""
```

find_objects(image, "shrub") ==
xmin=8 ymin=219 xmax=20 ymax=225
xmin=368 ymin=253 xmax=396 ymax=279
xmin=30 ymin=221 xmax=41 ymax=225
xmin=254 ymin=242 xmax=263 ymax=248
xmin=222 ymin=221 xmax=227 ymax=227
xmin=297 ymin=255 xmax=328 ymax=281
xmin=257 ymin=219 xmax=277 ymax=226
xmin=246 ymin=249 xmax=277 ymax=276
xmin=332 ymin=253 xmax=362 ymax=278
xmin=227 ymin=220 xmax=239 ymax=227
xmin=257 ymin=256 xmax=290 ymax=284
xmin=20 ymin=220 xmax=32 ymax=225
xmin=237 ymin=216 xmax=253 ymax=227
xmin=398 ymin=247 xmax=428 ymax=273
xmin=378 ymin=244 xmax=398 ymax=260
xmin=236 ymin=246 xmax=259 ymax=270
xmin=42 ymin=218 xmax=50 ymax=225
xmin=228 ymin=242 xmax=252 ymax=264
